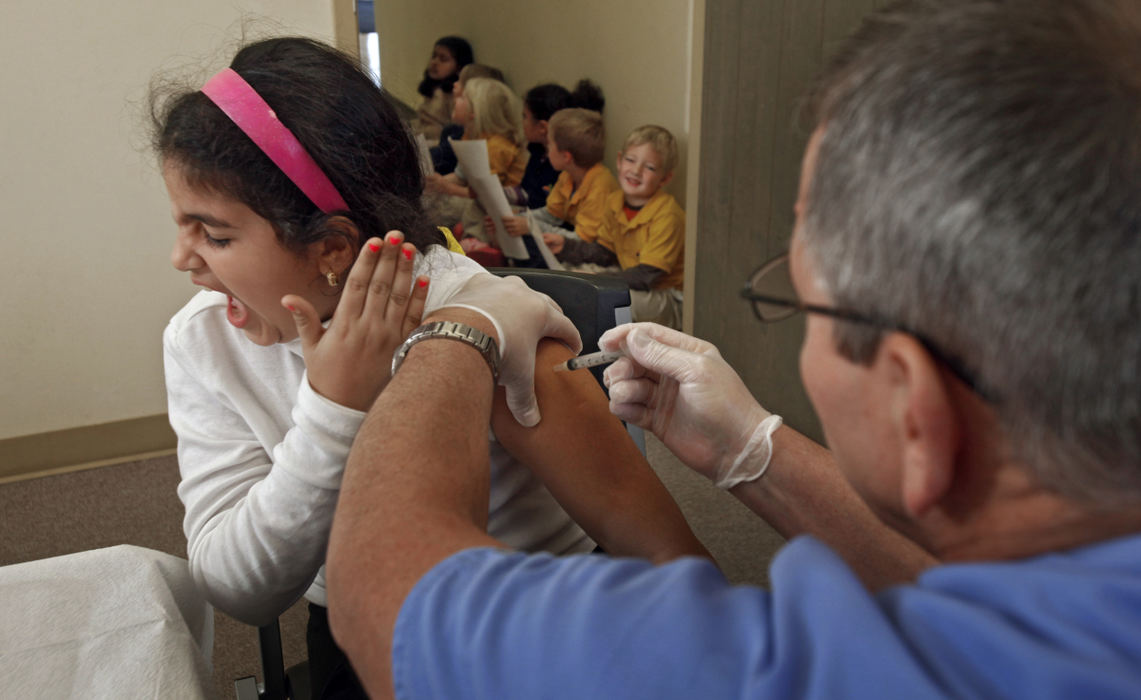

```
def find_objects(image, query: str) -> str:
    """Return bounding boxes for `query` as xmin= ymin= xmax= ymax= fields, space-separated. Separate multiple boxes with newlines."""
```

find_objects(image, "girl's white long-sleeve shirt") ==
xmin=163 ymin=247 xmax=592 ymax=625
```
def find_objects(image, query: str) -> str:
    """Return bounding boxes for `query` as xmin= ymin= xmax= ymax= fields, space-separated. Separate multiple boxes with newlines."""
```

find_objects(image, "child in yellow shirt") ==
xmin=494 ymin=108 xmax=618 ymax=248
xmin=426 ymin=77 xmax=529 ymax=243
xmin=552 ymin=125 xmax=685 ymax=329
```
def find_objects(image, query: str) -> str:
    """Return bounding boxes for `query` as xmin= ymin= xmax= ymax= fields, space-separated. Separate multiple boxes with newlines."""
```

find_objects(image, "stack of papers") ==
xmin=451 ymin=139 xmax=551 ymax=264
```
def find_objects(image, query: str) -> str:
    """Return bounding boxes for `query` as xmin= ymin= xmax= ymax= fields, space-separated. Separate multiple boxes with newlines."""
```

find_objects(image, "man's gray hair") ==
xmin=800 ymin=0 xmax=1141 ymax=501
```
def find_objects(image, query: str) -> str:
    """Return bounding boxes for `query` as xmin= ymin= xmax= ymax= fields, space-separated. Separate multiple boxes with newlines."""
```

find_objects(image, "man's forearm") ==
xmin=326 ymin=309 xmax=502 ymax=699
xmin=730 ymin=426 xmax=938 ymax=589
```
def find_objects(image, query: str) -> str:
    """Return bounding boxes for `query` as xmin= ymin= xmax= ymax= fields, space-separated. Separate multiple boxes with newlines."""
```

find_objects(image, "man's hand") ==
xmin=438 ymin=273 xmax=582 ymax=426
xmin=600 ymin=323 xmax=773 ymax=482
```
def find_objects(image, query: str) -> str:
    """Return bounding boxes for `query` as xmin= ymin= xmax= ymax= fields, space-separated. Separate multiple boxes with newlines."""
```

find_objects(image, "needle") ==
xmin=553 ymin=350 xmax=626 ymax=372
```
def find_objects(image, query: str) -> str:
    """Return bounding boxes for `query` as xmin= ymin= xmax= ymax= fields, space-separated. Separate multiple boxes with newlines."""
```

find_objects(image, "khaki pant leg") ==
xmin=630 ymin=288 xmax=683 ymax=330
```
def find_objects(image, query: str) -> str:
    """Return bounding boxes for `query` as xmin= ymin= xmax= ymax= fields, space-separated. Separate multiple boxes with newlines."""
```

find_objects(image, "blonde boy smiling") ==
xmin=554 ymin=125 xmax=685 ymax=329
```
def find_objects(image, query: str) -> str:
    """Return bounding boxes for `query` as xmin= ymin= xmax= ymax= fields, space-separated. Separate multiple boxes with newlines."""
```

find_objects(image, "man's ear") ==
xmin=314 ymin=215 xmax=360 ymax=275
xmin=878 ymin=333 xmax=961 ymax=518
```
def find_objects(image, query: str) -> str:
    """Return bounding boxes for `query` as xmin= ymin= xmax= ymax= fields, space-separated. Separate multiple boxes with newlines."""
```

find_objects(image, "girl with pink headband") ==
xmin=151 ymin=37 xmax=708 ymax=698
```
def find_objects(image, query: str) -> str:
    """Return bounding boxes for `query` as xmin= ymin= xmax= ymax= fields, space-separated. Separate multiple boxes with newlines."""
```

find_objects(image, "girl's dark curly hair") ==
xmin=151 ymin=37 xmax=444 ymax=256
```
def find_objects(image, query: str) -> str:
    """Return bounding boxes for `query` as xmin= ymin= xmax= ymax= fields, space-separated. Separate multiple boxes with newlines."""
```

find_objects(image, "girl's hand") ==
xmin=283 ymin=232 xmax=429 ymax=411
xmin=542 ymin=232 xmax=565 ymax=254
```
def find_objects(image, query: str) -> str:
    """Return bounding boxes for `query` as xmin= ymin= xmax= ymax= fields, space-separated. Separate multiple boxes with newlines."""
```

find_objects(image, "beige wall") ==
xmin=376 ymin=0 xmax=695 ymax=208
xmin=0 ymin=2 xmax=339 ymax=442
xmin=1 ymin=0 xmax=704 ymax=475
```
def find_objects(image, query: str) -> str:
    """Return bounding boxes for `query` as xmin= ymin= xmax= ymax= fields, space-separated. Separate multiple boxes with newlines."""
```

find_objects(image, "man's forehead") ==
xmin=796 ymin=127 xmax=827 ymax=221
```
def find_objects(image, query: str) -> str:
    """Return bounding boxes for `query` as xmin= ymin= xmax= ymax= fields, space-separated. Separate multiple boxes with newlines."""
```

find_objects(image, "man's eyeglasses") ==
xmin=740 ymin=253 xmax=995 ymax=402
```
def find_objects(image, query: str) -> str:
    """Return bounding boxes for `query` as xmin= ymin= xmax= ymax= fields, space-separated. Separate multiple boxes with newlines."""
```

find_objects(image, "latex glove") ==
xmin=284 ymin=232 xmax=429 ymax=411
xmin=600 ymin=322 xmax=779 ymax=487
xmin=438 ymin=273 xmax=582 ymax=426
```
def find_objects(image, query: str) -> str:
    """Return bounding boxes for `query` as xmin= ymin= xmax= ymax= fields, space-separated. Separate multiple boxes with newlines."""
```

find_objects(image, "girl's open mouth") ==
xmin=226 ymin=295 xmax=250 ymax=329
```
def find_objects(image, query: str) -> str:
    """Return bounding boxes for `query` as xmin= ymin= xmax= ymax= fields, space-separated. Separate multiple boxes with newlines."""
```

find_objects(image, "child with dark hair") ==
xmin=413 ymin=35 xmax=473 ymax=143
xmin=519 ymin=79 xmax=605 ymax=209
xmin=152 ymin=37 xmax=707 ymax=699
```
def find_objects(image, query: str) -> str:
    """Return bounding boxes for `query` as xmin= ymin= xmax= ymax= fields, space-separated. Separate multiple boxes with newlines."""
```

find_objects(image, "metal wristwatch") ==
xmin=391 ymin=321 xmax=500 ymax=382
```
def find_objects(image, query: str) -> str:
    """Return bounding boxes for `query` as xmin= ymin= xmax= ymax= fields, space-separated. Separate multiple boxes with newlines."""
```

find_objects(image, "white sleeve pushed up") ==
xmin=163 ymin=295 xmax=365 ymax=626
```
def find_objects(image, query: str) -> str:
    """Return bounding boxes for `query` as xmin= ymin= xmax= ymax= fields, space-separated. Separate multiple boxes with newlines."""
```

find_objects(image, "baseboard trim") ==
xmin=0 ymin=415 xmax=177 ymax=483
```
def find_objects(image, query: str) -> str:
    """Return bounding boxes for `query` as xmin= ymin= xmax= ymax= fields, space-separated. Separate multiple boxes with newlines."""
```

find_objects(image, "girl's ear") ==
xmin=537 ymin=119 xmax=549 ymax=139
xmin=314 ymin=216 xmax=360 ymax=274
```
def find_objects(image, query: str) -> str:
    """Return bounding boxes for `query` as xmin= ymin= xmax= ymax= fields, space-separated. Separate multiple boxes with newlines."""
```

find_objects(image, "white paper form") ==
xmin=451 ymin=139 xmax=530 ymax=260
xmin=449 ymin=137 xmax=490 ymax=174
xmin=526 ymin=210 xmax=564 ymax=270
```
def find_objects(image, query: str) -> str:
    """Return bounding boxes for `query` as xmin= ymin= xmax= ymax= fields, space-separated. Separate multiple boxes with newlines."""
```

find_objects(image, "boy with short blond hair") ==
xmin=490 ymin=108 xmax=619 ymax=253
xmin=552 ymin=124 xmax=685 ymax=329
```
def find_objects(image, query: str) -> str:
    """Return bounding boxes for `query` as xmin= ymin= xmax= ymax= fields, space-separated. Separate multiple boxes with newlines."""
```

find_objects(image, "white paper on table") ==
xmin=468 ymin=173 xmax=530 ymax=260
xmin=450 ymin=138 xmax=492 ymax=177
xmin=414 ymin=134 xmax=433 ymax=177
xmin=0 ymin=545 xmax=214 ymax=698
xmin=526 ymin=210 xmax=564 ymax=270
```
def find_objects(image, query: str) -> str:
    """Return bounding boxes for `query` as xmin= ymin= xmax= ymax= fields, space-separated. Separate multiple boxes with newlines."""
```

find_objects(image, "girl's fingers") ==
xmin=363 ymin=231 xmax=407 ymax=320
xmin=338 ymin=236 xmax=386 ymax=322
xmin=402 ymin=276 xmax=430 ymax=338
xmin=282 ymin=295 xmax=323 ymax=352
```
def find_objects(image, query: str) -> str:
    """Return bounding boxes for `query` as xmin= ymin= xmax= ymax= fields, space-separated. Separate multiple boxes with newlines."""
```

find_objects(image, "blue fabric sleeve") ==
xmin=393 ymin=535 xmax=1141 ymax=700
xmin=392 ymin=541 xmax=939 ymax=700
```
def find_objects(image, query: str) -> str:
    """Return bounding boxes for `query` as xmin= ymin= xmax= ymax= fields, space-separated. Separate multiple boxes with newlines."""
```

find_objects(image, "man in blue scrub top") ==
xmin=326 ymin=1 xmax=1141 ymax=697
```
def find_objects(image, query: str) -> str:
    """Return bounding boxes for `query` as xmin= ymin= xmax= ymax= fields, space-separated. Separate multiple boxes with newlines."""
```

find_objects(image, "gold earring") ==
xmin=326 ymin=270 xmax=339 ymax=287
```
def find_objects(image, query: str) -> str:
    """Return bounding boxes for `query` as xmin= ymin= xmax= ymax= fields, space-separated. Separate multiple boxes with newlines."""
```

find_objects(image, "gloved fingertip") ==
xmin=508 ymin=397 xmax=541 ymax=427
xmin=627 ymin=328 xmax=652 ymax=354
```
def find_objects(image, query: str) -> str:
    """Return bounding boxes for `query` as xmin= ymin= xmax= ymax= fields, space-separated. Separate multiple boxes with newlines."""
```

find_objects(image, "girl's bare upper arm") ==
xmin=490 ymin=339 xmax=710 ymax=563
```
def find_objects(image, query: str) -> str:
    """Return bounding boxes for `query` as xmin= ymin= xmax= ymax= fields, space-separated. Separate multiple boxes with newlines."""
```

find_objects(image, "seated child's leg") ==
xmin=630 ymin=288 xmax=683 ymax=330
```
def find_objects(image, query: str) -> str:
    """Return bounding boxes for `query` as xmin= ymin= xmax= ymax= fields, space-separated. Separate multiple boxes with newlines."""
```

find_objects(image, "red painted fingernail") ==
xmin=417 ymin=278 xmax=429 ymax=288
xmin=402 ymin=247 xmax=414 ymax=261
xmin=286 ymin=304 xmax=296 ymax=312
xmin=387 ymin=233 xmax=402 ymax=245
xmin=368 ymin=241 xmax=381 ymax=252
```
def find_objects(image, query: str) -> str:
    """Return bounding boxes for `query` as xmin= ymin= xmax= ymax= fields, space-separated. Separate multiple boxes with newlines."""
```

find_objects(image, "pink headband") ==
xmin=200 ymin=68 xmax=349 ymax=214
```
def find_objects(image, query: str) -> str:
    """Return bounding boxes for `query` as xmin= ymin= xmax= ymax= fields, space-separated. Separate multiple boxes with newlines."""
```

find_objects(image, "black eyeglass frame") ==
xmin=740 ymin=253 xmax=996 ymax=403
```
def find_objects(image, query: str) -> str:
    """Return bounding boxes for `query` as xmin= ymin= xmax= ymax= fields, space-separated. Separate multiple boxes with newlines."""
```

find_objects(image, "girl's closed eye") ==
xmin=203 ymin=230 xmax=231 ymax=248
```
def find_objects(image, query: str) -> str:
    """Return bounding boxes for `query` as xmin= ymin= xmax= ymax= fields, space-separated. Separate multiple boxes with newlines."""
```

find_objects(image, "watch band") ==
xmin=391 ymin=321 xmax=500 ymax=383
